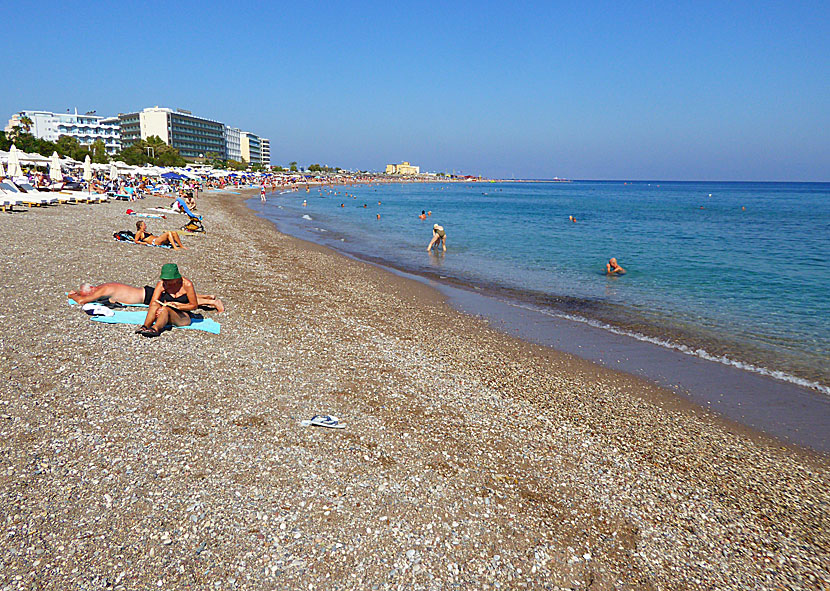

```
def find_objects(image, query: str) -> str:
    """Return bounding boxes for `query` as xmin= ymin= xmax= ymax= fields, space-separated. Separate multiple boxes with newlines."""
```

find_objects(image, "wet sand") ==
xmin=0 ymin=189 xmax=827 ymax=589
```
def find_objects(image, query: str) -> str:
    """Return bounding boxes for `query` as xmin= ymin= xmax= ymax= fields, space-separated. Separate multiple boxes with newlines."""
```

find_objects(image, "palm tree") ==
xmin=19 ymin=116 xmax=33 ymax=133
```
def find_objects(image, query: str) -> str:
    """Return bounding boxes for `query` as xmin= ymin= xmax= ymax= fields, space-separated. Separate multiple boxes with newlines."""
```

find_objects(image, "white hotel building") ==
xmin=224 ymin=126 xmax=242 ymax=162
xmin=5 ymin=109 xmax=121 ymax=154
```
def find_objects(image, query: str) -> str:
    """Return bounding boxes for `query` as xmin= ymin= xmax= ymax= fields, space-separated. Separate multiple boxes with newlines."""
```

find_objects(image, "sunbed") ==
xmin=0 ymin=181 xmax=58 ymax=206
xmin=15 ymin=181 xmax=71 ymax=204
xmin=0 ymin=190 xmax=21 ymax=212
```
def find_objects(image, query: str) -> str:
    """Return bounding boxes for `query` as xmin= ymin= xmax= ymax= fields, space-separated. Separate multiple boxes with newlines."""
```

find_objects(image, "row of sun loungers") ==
xmin=0 ymin=180 xmax=122 ymax=211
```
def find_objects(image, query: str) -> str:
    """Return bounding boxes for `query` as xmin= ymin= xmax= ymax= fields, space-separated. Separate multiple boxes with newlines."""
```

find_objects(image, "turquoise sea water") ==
xmin=255 ymin=181 xmax=830 ymax=394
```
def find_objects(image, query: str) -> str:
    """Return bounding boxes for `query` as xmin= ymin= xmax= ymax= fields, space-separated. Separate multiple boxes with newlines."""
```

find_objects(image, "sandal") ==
xmin=140 ymin=328 xmax=160 ymax=338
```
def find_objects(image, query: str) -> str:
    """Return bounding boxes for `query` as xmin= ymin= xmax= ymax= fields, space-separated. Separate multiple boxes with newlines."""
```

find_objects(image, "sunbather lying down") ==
xmin=68 ymin=282 xmax=224 ymax=312
xmin=134 ymin=220 xmax=187 ymax=249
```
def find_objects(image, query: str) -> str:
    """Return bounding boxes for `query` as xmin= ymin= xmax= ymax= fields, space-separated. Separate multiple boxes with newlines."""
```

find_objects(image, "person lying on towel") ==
xmin=68 ymin=281 xmax=224 ymax=312
xmin=134 ymin=220 xmax=187 ymax=249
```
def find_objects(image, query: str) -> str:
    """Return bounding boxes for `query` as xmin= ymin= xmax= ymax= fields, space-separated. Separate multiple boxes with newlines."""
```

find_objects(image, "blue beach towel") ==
xmin=90 ymin=310 xmax=221 ymax=334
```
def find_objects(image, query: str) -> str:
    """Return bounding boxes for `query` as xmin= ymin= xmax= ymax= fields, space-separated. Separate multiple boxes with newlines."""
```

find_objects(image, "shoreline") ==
xmin=248 ymin=191 xmax=829 ymax=460
xmin=251 ymin=189 xmax=830 ymax=453
xmin=0 ymin=189 xmax=827 ymax=588
xmin=255 ymin=180 xmax=830 ymax=397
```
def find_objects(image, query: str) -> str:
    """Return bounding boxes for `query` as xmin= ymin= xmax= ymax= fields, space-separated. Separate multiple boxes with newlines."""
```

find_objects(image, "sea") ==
xmin=249 ymin=180 xmax=830 ymax=448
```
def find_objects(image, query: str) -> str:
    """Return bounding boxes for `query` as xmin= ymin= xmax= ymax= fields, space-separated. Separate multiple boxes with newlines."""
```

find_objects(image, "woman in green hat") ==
xmin=136 ymin=263 xmax=198 ymax=337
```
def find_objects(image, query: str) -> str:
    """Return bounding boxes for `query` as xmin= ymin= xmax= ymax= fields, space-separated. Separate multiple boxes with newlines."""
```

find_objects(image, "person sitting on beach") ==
xmin=606 ymin=257 xmax=626 ymax=275
xmin=427 ymin=224 xmax=447 ymax=252
xmin=134 ymin=220 xmax=187 ymax=249
xmin=136 ymin=264 xmax=198 ymax=337
xmin=68 ymin=281 xmax=224 ymax=312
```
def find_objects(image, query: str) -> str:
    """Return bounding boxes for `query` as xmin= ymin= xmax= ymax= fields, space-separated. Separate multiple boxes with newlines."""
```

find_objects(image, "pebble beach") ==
xmin=0 ymin=189 xmax=827 ymax=590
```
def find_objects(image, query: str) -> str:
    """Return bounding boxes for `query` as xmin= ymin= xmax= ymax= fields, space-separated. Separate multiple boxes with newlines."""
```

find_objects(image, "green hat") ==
xmin=160 ymin=263 xmax=182 ymax=280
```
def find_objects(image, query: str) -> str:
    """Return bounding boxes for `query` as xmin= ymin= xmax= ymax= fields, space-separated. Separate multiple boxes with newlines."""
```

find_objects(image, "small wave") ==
xmin=507 ymin=302 xmax=830 ymax=396
xmin=302 ymin=214 xmax=312 ymax=220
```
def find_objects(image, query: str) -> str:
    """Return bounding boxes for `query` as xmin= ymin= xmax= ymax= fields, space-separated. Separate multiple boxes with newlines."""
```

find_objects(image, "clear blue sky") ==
xmin=4 ymin=0 xmax=828 ymax=180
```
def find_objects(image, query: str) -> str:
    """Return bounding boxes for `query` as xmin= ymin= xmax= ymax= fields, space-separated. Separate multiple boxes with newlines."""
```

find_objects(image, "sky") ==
xmin=3 ymin=0 xmax=828 ymax=180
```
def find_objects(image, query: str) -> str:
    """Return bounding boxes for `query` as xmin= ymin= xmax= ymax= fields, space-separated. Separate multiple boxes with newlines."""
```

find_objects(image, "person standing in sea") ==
xmin=427 ymin=224 xmax=447 ymax=252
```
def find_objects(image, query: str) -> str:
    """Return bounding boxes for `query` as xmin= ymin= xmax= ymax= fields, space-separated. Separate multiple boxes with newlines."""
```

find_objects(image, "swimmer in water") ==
xmin=606 ymin=257 xmax=626 ymax=275
xmin=419 ymin=210 xmax=427 ymax=220
xmin=569 ymin=215 xmax=576 ymax=223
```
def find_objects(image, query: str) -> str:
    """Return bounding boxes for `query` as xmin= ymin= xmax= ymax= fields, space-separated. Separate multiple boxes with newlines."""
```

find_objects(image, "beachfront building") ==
xmin=5 ymin=109 xmax=122 ymax=154
xmin=260 ymin=138 xmax=271 ymax=167
xmin=118 ymin=107 xmax=226 ymax=160
xmin=224 ymin=126 xmax=242 ymax=162
xmin=240 ymin=131 xmax=262 ymax=165
xmin=385 ymin=161 xmax=420 ymax=175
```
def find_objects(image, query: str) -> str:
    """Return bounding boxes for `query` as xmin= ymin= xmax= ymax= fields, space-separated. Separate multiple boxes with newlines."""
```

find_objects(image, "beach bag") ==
xmin=182 ymin=217 xmax=205 ymax=233
xmin=113 ymin=230 xmax=135 ymax=242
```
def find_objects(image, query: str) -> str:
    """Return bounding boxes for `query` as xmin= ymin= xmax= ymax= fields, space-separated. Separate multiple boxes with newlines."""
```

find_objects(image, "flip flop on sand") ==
xmin=301 ymin=415 xmax=345 ymax=429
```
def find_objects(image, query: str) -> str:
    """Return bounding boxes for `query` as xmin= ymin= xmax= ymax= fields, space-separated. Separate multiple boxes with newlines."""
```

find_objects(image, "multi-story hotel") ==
xmin=260 ymin=138 xmax=271 ymax=167
xmin=224 ymin=126 xmax=242 ymax=162
xmin=118 ymin=107 xmax=226 ymax=160
xmin=385 ymin=161 xmax=420 ymax=175
xmin=5 ymin=109 xmax=122 ymax=154
xmin=240 ymin=131 xmax=262 ymax=165
xmin=7 ymin=105 xmax=269 ymax=165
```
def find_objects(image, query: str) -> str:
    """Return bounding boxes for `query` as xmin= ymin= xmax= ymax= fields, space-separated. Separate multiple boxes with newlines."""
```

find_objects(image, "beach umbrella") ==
xmin=7 ymin=145 xmax=23 ymax=177
xmin=50 ymin=152 xmax=63 ymax=182
xmin=82 ymin=155 xmax=92 ymax=193
xmin=109 ymin=162 xmax=118 ymax=181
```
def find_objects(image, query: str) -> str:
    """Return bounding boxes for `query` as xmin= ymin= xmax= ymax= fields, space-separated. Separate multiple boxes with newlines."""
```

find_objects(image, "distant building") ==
xmin=385 ymin=161 xmax=420 ymax=175
xmin=5 ymin=109 xmax=121 ymax=154
xmin=240 ymin=131 xmax=261 ymax=165
xmin=224 ymin=126 xmax=242 ymax=162
xmin=118 ymin=107 xmax=226 ymax=160
xmin=260 ymin=138 xmax=271 ymax=167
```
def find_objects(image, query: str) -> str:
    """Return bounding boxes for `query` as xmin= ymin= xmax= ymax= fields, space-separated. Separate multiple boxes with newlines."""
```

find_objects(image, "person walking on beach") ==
xmin=136 ymin=264 xmax=198 ymax=337
xmin=606 ymin=257 xmax=626 ymax=275
xmin=427 ymin=224 xmax=447 ymax=252
xmin=260 ymin=185 xmax=266 ymax=203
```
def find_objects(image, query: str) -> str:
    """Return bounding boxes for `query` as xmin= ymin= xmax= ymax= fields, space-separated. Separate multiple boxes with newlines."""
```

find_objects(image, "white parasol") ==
xmin=50 ymin=151 xmax=63 ymax=182
xmin=7 ymin=145 xmax=23 ymax=177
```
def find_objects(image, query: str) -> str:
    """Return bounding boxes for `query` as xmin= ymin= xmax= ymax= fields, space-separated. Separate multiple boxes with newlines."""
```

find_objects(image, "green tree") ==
xmin=289 ymin=161 xmax=298 ymax=172
xmin=55 ymin=135 xmax=91 ymax=161
xmin=19 ymin=115 xmax=33 ymax=133
xmin=6 ymin=125 xmax=22 ymax=143
xmin=114 ymin=136 xmax=185 ymax=167
xmin=226 ymin=159 xmax=247 ymax=171
xmin=271 ymin=165 xmax=284 ymax=172
xmin=90 ymin=139 xmax=109 ymax=164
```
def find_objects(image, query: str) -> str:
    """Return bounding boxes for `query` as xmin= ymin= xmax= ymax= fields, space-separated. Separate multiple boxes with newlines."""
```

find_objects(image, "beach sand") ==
xmin=0 ymin=190 xmax=827 ymax=589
